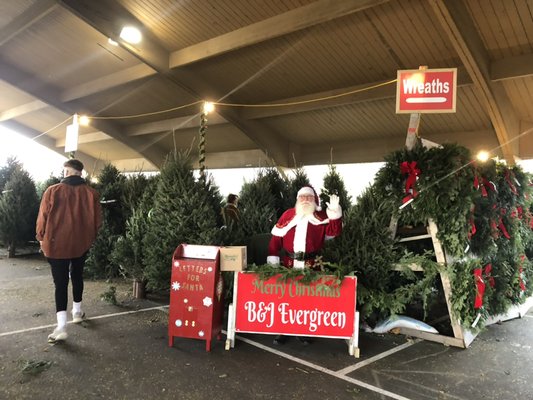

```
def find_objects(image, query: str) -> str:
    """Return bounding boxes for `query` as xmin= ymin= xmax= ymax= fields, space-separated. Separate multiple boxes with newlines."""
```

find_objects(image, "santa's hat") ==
xmin=297 ymin=186 xmax=321 ymax=211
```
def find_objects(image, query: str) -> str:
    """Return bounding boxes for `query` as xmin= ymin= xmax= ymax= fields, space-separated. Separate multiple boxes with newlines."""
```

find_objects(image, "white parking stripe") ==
xmin=335 ymin=340 xmax=419 ymax=375
xmin=0 ymin=306 xmax=168 ymax=337
xmin=230 ymin=333 xmax=413 ymax=400
xmin=3 ymin=307 xmax=412 ymax=399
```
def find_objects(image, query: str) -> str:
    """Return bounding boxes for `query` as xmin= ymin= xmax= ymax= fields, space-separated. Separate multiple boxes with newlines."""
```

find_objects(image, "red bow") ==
xmin=484 ymin=264 xmax=495 ymax=288
xmin=400 ymin=161 xmax=420 ymax=203
xmin=474 ymin=268 xmax=485 ymax=309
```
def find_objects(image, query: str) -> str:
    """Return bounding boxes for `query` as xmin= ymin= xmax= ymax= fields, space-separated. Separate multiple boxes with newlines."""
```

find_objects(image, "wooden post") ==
xmin=404 ymin=65 xmax=427 ymax=150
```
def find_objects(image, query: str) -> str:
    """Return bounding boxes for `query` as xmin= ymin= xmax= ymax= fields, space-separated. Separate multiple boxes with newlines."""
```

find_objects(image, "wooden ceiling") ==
xmin=1 ymin=0 xmax=532 ymax=173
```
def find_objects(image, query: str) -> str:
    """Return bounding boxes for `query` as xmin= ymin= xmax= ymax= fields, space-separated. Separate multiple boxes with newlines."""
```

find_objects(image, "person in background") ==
xmin=36 ymin=159 xmax=102 ymax=343
xmin=267 ymin=185 xmax=342 ymax=345
xmin=222 ymin=193 xmax=240 ymax=225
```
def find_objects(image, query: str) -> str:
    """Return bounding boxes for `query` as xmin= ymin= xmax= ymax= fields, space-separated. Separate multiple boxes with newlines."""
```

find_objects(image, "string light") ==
xmin=79 ymin=115 xmax=90 ymax=126
xmin=203 ymin=101 xmax=215 ymax=114
xmin=476 ymin=150 xmax=489 ymax=162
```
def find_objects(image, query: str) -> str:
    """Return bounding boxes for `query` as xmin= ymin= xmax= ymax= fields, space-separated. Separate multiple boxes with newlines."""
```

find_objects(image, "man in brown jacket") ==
xmin=36 ymin=159 xmax=102 ymax=343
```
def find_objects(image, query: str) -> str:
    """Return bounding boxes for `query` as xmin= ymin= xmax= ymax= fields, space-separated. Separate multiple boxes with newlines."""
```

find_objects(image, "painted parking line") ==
xmin=2 ymin=306 xmax=413 ymax=399
xmin=0 ymin=305 xmax=168 ymax=337
xmin=335 ymin=339 xmax=420 ymax=375
xmin=228 ymin=332 xmax=413 ymax=400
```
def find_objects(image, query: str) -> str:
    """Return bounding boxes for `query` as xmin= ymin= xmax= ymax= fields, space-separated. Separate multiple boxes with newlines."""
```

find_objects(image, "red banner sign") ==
xmin=234 ymin=273 xmax=357 ymax=338
xmin=396 ymin=68 xmax=457 ymax=113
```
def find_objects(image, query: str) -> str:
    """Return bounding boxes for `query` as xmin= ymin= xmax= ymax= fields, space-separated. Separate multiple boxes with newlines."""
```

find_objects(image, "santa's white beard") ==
xmin=295 ymin=201 xmax=316 ymax=216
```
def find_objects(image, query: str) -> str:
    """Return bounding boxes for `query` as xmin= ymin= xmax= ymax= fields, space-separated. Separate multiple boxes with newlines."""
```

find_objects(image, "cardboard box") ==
xmin=220 ymin=246 xmax=247 ymax=271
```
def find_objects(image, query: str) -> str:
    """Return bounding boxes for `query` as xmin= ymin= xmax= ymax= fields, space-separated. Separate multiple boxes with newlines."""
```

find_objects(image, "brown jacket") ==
xmin=36 ymin=176 xmax=102 ymax=259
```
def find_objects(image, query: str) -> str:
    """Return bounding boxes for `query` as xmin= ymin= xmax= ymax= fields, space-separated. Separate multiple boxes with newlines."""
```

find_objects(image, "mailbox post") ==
xmin=168 ymin=244 xmax=224 ymax=351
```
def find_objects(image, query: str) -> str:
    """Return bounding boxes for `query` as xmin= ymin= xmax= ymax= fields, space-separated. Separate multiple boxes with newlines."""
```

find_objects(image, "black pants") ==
xmin=48 ymin=254 xmax=86 ymax=312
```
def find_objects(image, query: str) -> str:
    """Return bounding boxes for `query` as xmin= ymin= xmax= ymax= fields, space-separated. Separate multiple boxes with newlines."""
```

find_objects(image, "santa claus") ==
xmin=267 ymin=186 xmax=342 ymax=269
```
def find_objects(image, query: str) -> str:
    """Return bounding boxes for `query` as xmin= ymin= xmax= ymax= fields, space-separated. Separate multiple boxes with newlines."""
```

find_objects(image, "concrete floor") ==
xmin=1 ymin=254 xmax=532 ymax=400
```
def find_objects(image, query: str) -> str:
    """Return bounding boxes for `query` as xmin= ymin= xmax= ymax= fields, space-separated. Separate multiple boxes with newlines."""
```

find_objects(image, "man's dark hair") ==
xmin=227 ymin=194 xmax=238 ymax=204
xmin=64 ymin=159 xmax=84 ymax=172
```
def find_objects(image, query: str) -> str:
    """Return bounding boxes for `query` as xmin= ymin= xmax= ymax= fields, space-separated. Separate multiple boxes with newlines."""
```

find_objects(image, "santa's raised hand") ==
xmin=326 ymin=194 xmax=342 ymax=220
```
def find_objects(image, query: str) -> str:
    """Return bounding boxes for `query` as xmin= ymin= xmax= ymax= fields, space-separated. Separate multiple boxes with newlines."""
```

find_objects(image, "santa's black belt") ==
xmin=286 ymin=251 xmax=319 ymax=261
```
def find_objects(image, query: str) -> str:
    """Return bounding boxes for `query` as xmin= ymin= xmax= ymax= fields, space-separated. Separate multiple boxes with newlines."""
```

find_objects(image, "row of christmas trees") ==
xmin=0 ymin=143 xmax=531 ymax=332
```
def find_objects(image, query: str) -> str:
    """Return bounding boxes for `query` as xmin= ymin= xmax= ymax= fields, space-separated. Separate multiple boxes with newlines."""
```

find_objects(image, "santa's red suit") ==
xmin=267 ymin=205 xmax=342 ymax=269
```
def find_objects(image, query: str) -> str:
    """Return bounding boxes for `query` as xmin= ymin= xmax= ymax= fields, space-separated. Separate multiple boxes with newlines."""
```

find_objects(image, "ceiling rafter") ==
xmin=1 ymin=120 xmax=98 ymax=172
xmin=59 ymin=0 xmax=170 ymax=72
xmin=55 ymin=131 xmax=111 ymax=147
xmin=170 ymin=0 xmax=391 ymax=68
xmin=58 ymin=0 xmax=293 ymax=167
xmin=429 ymin=0 xmax=519 ymax=164
xmin=300 ymin=128 xmax=499 ymax=165
xmin=0 ymin=100 xmax=48 ymax=122
xmin=56 ymin=47 xmax=533 ymax=137
xmin=61 ymin=64 xmax=156 ymax=102
xmin=0 ymin=57 xmax=167 ymax=167
xmin=0 ymin=0 xmax=58 ymax=47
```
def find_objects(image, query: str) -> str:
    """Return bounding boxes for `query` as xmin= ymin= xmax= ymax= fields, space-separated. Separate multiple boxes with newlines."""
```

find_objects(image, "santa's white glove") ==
xmin=266 ymin=256 xmax=280 ymax=266
xmin=326 ymin=194 xmax=342 ymax=220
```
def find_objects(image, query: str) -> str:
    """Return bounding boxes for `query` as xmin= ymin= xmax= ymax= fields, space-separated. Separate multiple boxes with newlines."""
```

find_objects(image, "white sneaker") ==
xmin=47 ymin=327 xmax=67 ymax=343
xmin=72 ymin=312 xmax=85 ymax=324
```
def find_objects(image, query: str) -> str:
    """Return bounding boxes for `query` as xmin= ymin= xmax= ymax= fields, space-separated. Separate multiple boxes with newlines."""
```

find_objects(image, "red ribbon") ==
xmin=400 ymin=161 xmax=420 ymax=203
xmin=474 ymin=268 xmax=485 ymax=309
xmin=468 ymin=218 xmax=477 ymax=239
xmin=519 ymin=255 xmax=526 ymax=292
xmin=498 ymin=217 xmax=511 ymax=239
xmin=481 ymin=178 xmax=496 ymax=196
xmin=484 ymin=264 xmax=495 ymax=288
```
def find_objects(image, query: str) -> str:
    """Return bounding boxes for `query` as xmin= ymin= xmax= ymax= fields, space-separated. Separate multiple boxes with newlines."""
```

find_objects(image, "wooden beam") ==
xmin=193 ymin=149 xmax=272 ymax=169
xmin=0 ymin=57 xmax=167 ymax=167
xmin=59 ymin=0 xmax=291 ymax=167
xmin=61 ymin=64 xmax=156 ymax=102
xmin=300 ymin=129 xmax=500 ymax=165
xmin=170 ymin=0 xmax=389 ymax=67
xmin=55 ymin=131 xmax=111 ymax=147
xmin=59 ymin=0 xmax=170 ymax=72
xmin=429 ymin=0 xmax=519 ymax=164
xmin=0 ymin=0 xmax=58 ymax=47
xmin=0 ymin=120 xmax=99 ymax=172
xmin=491 ymin=54 xmax=533 ymax=82
xmin=0 ymin=100 xmax=48 ymax=122
xmin=125 ymin=113 xmax=227 ymax=136
xmin=520 ymin=120 xmax=533 ymax=159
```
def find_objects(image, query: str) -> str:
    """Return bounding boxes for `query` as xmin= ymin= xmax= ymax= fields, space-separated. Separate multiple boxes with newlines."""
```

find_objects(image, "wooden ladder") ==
xmin=390 ymin=217 xmax=475 ymax=348
xmin=389 ymin=101 xmax=475 ymax=347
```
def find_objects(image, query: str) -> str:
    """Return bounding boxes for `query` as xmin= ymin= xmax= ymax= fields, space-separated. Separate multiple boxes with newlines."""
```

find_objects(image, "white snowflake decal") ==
xmin=202 ymin=296 xmax=213 ymax=307
xmin=208 ymin=267 xmax=213 ymax=272
xmin=175 ymin=319 xmax=182 ymax=327
xmin=173 ymin=261 xmax=180 ymax=267
xmin=198 ymin=330 xmax=205 ymax=337
xmin=171 ymin=281 xmax=181 ymax=291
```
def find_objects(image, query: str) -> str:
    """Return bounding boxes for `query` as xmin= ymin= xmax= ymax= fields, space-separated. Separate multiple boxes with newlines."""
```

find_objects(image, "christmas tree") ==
xmin=85 ymin=164 xmax=126 ymax=278
xmin=143 ymin=152 xmax=222 ymax=291
xmin=0 ymin=168 xmax=39 ymax=257
xmin=320 ymin=164 xmax=352 ymax=213
xmin=0 ymin=157 xmax=22 ymax=193
xmin=110 ymin=175 xmax=158 ymax=296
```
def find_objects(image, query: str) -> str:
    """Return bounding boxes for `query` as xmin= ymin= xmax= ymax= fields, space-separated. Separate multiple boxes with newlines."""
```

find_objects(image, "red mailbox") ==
xmin=168 ymin=244 xmax=224 ymax=351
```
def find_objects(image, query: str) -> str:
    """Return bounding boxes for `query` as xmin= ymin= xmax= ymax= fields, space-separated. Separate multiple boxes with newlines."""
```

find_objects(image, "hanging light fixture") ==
xmin=120 ymin=26 xmax=142 ymax=44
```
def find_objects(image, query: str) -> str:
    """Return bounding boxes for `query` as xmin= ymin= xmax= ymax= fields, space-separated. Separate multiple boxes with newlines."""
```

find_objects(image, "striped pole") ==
xmin=199 ymin=112 xmax=207 ymax=180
